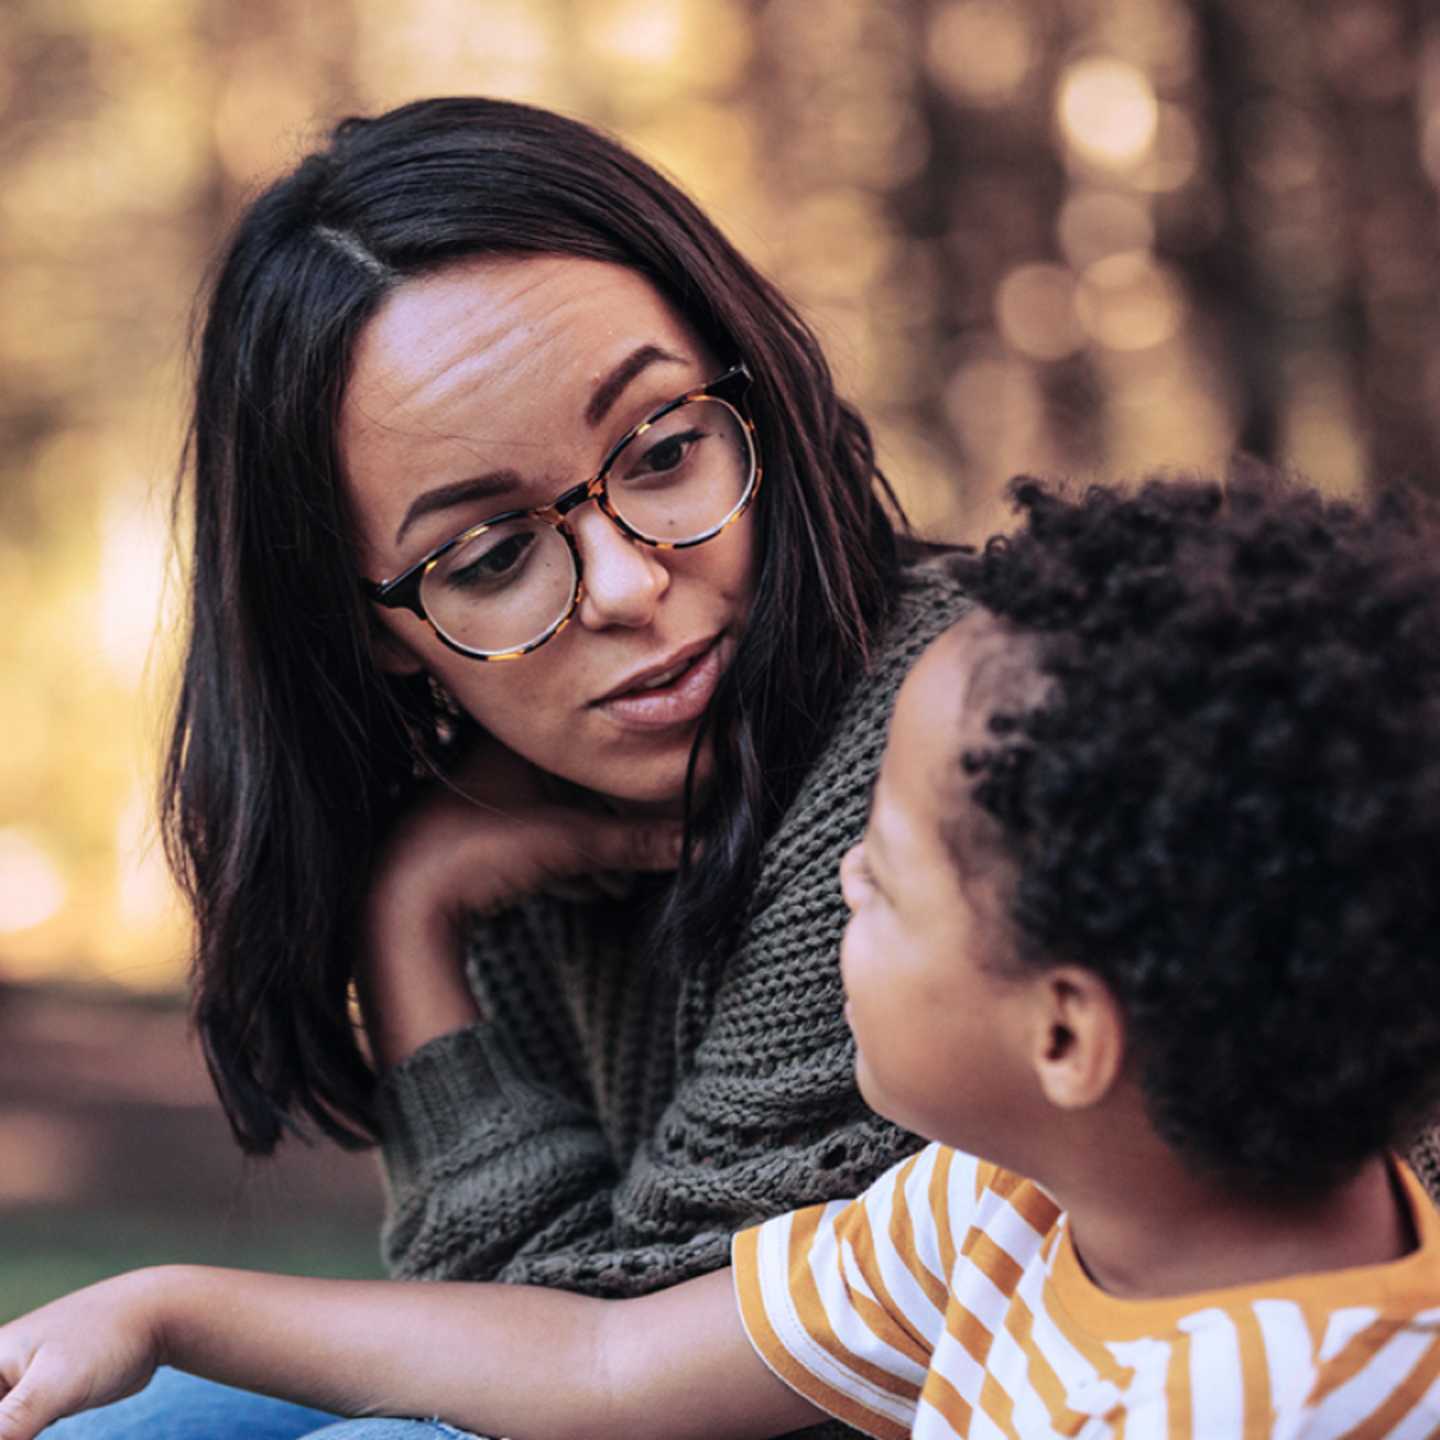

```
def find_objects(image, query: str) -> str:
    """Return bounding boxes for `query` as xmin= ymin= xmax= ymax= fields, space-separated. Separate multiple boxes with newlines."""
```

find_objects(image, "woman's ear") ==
xmin=1029 ymin=966 xmax=1126 ymax=1111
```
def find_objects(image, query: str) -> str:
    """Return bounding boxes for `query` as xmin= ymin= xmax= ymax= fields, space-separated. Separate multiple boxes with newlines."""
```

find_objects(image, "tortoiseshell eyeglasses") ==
xmin=362 ymin=364 xmax=760 ymax=661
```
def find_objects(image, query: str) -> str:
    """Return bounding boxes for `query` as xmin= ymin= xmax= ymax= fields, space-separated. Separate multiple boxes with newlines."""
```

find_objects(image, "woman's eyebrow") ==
xmin=394 ymin=470 xmax=522 ymax=547
xmin=585 ymin=343 xmax=688 ymax=427
xmin=392 ymin=346 xmax=689 ymax=548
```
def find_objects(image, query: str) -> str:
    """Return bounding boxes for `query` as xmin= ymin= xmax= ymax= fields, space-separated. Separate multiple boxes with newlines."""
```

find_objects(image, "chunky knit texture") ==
xmin=375 ymin=559 xmax=969 ymax=1440
xmin=1411 ymin=1127 xmax=1440 ymax=1204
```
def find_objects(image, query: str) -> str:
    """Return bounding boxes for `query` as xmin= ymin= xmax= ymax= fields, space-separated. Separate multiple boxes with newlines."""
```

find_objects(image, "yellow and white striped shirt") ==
xmin=733 ymin=1142 xmax=1440 ymax=1438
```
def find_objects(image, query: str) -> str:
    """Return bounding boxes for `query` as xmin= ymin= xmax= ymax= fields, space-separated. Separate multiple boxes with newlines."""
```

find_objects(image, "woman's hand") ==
xmin=0 ymin=1273 xmax=165 ymax=1440
xmin=358 ymin=736 xmax=684 ymax=1068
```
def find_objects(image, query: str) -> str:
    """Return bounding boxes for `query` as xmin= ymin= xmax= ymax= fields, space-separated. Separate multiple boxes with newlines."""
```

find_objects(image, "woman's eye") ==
xmin=631 ymin=427 xmax=704 ymax=479
xmin=448 ymin=531 xmax=535 ymax=588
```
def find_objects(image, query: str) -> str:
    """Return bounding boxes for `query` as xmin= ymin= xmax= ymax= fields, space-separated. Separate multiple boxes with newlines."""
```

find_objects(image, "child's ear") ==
xmin=1029 ymin=967 xmax=1125 ymax=1110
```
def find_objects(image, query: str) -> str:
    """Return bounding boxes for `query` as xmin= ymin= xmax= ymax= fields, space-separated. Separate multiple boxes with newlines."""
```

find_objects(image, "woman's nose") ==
xmin=571 ymin=507 xmax=670 ymax=631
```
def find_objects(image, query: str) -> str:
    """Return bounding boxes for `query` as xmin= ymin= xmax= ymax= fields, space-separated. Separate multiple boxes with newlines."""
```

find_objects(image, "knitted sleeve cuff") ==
xmin=376 ymin=1020 xmax=600 ymax=1194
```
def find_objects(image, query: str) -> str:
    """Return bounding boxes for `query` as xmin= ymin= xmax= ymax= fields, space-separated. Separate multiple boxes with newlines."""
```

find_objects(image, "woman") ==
xmin=47 ymin=96 xmax=969 ymax=1437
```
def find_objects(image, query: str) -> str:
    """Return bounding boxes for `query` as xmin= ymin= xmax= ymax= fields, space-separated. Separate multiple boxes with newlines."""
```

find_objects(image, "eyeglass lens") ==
xmin=420 ymin=395 xmax=755 ymax=656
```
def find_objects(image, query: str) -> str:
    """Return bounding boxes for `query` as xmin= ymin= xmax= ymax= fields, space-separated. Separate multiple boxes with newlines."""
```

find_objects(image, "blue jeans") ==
xmin=41 ymin=1367 xmax=485 ymax=1439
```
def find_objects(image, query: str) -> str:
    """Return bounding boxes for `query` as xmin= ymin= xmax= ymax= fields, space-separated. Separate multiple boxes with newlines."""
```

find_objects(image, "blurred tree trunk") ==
xmin=1322 ymin=0 xmax=1440 ymax=490
xmin=900 ymin=0 xmax=1104 ymax=483
xmin=1181 ymin=0 xmax=1440 ymax=489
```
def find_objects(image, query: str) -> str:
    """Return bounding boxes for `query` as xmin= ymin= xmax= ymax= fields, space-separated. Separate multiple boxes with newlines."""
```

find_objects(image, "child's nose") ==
xmin=572 ymin=507 xmax=669 ymax=631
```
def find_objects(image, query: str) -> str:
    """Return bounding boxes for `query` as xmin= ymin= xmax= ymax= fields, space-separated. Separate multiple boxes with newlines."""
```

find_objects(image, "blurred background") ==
xmin=3 ymin=0 xmax=1439 ymax=1319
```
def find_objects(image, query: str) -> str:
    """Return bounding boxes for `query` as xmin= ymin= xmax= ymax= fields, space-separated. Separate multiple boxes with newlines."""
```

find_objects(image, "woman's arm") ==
xmin=0 ymin=1267 xmax=819 ymax=1440
xmin=357 ymin=737 xmax=686 ymax=1282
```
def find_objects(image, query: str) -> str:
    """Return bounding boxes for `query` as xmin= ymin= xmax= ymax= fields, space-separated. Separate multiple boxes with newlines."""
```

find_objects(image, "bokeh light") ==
xmin=0 ymin=830 xmax=67 ymax=937
xmin=1077 ymin=251 xmax=1187 ymax=351
xmin=1135 ymin=103 xmax=1200 ymax=193
xmin=926 ymin=0 xmax=1035 ymax=108
xmin=994 ymin=263 xmax=1086 ymax=361
xmin=1057 ymin=57 xmax=1160 ymax=170
xmin=1057 ymin=189 xmax=1155 ymax=268
xmin=0 ymin=1111 xmax=95 ymax=1207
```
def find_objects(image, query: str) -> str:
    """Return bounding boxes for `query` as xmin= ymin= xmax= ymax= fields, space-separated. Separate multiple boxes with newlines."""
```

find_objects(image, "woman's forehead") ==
xmin=341 ymin=256 xmax=700 ymax=432
xmin=336 ymin=255 xmax=713 ymax=568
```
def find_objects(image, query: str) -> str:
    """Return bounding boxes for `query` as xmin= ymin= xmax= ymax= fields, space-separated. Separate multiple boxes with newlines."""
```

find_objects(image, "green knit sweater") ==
xmin=374 ymin=559 xmax=968 ymax=1437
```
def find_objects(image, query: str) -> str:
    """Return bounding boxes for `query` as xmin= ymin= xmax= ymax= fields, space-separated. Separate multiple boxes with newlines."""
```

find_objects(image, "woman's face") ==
xmin=340 ymin=256 xmax=756 ymax=810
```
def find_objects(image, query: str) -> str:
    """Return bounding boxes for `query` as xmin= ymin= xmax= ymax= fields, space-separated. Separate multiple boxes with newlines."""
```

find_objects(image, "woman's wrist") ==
xmin=360 ymin=894 xmax=483 ymax=1069
xmin=369 ymin=983 xmax=484 ymax=1070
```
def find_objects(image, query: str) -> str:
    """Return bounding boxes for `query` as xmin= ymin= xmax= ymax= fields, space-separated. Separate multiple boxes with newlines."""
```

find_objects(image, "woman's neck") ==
xmin=609 ymin=793 xmax=688 ymax=821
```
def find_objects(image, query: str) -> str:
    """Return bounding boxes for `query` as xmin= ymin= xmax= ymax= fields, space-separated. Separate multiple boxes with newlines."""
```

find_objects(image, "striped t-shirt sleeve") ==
xmin=732 ymin=1143 xmax=977 ymax=1440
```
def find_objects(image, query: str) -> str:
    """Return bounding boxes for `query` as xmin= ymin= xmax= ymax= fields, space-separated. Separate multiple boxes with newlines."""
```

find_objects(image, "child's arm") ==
xmin=0 ymin=1264 xmax=822 ymax=1440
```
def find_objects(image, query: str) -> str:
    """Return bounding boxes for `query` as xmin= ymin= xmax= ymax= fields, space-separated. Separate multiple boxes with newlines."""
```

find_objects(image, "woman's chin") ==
xmin=587 ymin=736 xmax=715 ymax=817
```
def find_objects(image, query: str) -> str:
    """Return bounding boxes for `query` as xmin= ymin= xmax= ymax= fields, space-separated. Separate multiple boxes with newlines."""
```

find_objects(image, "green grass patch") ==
xmin=1 ymin=1212 xmax=383 ymax=1322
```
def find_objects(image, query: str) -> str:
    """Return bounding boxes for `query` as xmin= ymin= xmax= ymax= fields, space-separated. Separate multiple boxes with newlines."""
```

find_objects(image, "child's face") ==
xmin=839 ymin=615 xmax=1043 ymax=1159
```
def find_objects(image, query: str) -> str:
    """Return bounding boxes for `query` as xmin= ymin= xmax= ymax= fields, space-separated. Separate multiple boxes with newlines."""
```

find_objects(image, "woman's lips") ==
xmin=593 ymin=636 xmax=725 ymax=731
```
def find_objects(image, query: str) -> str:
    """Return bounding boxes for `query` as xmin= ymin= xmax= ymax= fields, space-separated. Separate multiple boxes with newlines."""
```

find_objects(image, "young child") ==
xmin=5 ymin=473 xmax=1440 ymax=1440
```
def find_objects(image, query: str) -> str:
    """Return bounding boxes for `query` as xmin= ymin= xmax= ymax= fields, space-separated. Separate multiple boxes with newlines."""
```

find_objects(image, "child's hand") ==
xmin=0 ymin=1272 xmax=164 ymax=1440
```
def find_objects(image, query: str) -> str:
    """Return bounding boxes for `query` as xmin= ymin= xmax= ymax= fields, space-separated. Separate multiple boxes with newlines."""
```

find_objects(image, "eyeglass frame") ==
xmin=361 ymin=363 xmax=761 ymax=662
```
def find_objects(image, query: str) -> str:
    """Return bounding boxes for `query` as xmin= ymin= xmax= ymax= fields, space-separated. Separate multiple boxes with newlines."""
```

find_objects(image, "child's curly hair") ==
xmin=955 ymin=471 xmax=1440 ymax=1192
